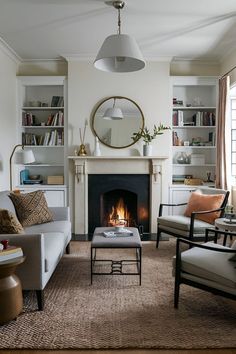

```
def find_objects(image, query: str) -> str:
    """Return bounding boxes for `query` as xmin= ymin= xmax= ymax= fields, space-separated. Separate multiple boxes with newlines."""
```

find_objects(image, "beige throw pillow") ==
xmin=0 ymin=208 xmax=24 ymax=234
xmin=9 ymin=191 xmax=53 ymax=227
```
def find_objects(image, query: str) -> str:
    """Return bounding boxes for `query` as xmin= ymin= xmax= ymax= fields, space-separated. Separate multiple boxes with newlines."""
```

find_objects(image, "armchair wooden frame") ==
xmin=156 ymin=190 xmax=230 ymax=248
xmin=174 ymin=234 xmax=236 ymax=309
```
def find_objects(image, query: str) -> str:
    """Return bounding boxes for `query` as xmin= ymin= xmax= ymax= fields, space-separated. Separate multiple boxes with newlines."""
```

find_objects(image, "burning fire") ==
xmin=108 ymin=198 xmax=130 ymax=226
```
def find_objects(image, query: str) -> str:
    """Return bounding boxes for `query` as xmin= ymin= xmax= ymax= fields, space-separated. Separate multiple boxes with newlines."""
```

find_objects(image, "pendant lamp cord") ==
xmin=118 ymin=8 xmax=121 ymax=34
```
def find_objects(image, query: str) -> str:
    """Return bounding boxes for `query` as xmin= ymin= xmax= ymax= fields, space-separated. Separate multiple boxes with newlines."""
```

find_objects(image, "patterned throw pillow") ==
xmin=0 ymin=208 xmax=24 ymax=234
xmin=9 ymin=191 xmax=53 ymax=227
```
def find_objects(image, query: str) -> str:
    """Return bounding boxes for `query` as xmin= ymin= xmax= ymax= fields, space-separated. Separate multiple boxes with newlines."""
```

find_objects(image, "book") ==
xmin=103 ymin=229 xmax=133 ymax=238
xmin=0 ymin=246 xmax=23 ymax=262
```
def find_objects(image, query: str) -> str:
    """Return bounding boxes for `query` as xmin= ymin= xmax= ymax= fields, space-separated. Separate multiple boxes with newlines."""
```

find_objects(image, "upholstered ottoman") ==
xmin=91 ymin=227 xmax=142 ymax=285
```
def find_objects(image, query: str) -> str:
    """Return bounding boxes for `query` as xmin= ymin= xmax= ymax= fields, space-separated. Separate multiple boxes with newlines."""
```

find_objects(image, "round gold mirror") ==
xmin=91 ymin=96 xmax=145 ymax=148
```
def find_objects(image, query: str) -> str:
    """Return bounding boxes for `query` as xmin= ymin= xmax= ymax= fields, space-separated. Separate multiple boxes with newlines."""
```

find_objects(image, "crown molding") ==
xmin=0 ymin=36 xmax=22 ymax=64
xmin=62 ymin=53 xmax=173 ymax=63
xmin=171 ymin=57 xmax=220 ymax=65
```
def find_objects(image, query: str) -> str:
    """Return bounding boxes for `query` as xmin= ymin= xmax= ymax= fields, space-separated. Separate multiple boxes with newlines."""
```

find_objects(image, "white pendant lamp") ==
xmin=94 ymin=1 xmax=145 ymax=73
xmin=103 ymin=98 xmax=124 ymax=120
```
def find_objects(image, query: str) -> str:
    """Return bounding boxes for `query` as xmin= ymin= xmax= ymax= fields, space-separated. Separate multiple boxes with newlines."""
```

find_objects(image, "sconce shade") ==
xmin=103 ymin=106 xmax=124 ymax=120
xmin=94 ymin=34 xmax=145 ymax=73
xmin=14 ymin=149 xmax=35 ymax=164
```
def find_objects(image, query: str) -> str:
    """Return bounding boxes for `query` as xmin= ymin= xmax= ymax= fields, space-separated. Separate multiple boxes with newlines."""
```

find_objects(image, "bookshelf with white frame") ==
xmin=169 ymin=76 xmax=218 ymax=210
xmin=15 ymin=76 xmax=68 ymax=206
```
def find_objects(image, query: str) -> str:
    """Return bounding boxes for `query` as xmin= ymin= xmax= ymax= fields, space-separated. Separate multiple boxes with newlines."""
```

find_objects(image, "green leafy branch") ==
xmin=132 ymin=123 xmax=171 ymax=145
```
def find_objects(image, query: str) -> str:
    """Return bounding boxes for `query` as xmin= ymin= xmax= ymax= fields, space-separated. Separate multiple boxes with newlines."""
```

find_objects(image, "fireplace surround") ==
xmin=68 ymin=156 xmax=169 ymax=236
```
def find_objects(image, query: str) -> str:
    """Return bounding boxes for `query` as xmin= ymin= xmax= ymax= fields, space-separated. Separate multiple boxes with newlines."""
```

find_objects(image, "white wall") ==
xmin=67 ymin=61 xmax=171 ymax=157
xmin=0 ymin=47 xmax=18 ymax=190
xmin=220 ymin=48 xmax=236 ymax=85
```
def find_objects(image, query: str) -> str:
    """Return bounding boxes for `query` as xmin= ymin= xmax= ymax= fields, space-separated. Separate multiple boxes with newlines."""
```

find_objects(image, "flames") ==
xmin=108 ymin=198 xmax=130 ymax=226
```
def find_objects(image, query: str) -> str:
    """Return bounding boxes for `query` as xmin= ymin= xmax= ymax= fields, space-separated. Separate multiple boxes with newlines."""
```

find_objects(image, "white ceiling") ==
xmin=0 ymin=0 xmax=236 ymax=62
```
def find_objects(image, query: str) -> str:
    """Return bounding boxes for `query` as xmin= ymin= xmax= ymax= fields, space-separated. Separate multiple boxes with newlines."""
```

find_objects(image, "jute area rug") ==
xmin=0 ymin=240 xmax=236 ymax=349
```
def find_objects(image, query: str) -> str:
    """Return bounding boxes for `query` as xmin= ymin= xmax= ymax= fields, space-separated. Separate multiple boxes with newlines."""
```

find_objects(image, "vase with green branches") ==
xmin=132 ymin=123 xmax=170 ymax=156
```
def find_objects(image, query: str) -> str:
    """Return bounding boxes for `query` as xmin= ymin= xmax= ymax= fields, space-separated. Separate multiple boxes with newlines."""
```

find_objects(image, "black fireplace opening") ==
xmin=88 ymin=174 xmax=150 ymax=235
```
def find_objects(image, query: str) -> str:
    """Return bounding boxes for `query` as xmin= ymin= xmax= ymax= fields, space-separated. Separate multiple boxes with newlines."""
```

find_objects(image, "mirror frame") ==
xmin=91 ymin=96 xmax=145 ymax=149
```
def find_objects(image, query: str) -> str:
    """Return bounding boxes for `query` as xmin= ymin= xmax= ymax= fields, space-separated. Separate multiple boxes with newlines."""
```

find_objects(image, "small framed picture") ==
xmin=184 ymin=141 xmax=189 ymax=146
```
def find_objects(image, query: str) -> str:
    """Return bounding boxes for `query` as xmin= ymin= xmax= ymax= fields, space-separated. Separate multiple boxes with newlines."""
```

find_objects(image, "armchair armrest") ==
xmin=176 ymin=237 xmax=236 ymax=253
xmin=159 ymin=202 xmax=188 ymax=216
xmin=189 ymin=207 xmax=225 ymax=239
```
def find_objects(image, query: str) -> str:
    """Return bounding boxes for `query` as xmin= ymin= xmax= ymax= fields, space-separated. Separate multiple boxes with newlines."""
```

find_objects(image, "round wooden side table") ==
xmin=0 ymin=256 xmax=25 ymax=325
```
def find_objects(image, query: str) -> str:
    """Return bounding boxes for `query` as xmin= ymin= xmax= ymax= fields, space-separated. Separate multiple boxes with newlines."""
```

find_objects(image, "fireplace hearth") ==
xmin=88 ymin=174 xmax=149 ymax=235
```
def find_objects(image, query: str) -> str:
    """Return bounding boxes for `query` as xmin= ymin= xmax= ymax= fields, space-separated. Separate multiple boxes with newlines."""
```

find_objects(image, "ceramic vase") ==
xmin=143 ymin=144 xmax=152 ymax=156
xmin=94 ymin=137 xmax=101 ymax=156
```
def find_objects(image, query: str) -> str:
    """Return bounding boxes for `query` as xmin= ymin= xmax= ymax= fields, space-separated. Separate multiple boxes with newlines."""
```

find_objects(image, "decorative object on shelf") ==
xmin=79 ymin=121 xmax=88 ymax=156
xmin=176 ymin=152 xmax=190 ymax=164
xmin=103 ymin=98 xmax=123 ymax=120
xmin=93 ymin=137 xmax=101 ymax=156
xmin=132 ymin=123 xmax=170 ymax=156
xmin=9 ymin=144 xmax=35 ymax=191
xmin=206 ymin=171 xmax=214 ymax=183
xmin=184 ymin=178 xmax=203 ymax=185
xmin=94 ymin=1 xmax=145 ymax=73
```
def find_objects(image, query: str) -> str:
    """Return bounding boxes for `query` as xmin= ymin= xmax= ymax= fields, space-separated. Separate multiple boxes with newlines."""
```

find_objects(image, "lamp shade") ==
xmin=94 ymin=34 xmax=145 ymax=73
xmin=103 ymin=107 xmax=124 ymax=120
xmin=14 ymin=149 xmax=35 ymax=164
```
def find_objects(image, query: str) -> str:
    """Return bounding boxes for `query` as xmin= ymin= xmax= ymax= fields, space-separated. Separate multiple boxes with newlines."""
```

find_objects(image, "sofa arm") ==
xmin=49 ymin=207 xmax=70 ymax=221
xmin=0 ymin=233 xmax=45 ymax=290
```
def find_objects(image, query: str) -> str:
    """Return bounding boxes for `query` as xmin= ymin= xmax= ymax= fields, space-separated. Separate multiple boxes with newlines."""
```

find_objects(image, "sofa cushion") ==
xmin=180 ymin=242 xmax=236 ymax=289
xmin=0 ymin=209 xmax=24 ymax=234
xmin=9 ymin=191 xmax=53 ymax=227
xmin=24 ymin=220 xmax=71 ymax=244
xmin=184 ymin=191 xmax=225 ymax=224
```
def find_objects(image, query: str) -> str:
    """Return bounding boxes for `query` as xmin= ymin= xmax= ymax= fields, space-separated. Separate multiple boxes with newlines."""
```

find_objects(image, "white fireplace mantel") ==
xmin=68 ymin=156 xmax=169 ymax=235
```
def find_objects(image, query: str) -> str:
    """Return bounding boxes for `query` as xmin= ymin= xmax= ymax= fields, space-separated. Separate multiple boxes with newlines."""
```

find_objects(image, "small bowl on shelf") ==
xmin=29 ymin=175 xmax=40 ymax=180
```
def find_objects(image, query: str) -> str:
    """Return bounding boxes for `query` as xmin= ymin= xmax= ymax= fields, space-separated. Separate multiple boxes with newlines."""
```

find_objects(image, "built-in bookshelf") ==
xmin=15 ymin=76 xmax=68 ymax=206
xmin=170 ymin=76 xmax=218 ymax=201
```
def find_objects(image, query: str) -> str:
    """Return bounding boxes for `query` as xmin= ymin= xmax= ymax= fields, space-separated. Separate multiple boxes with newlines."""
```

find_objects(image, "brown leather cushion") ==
xmin=184 ymin=191 xmax=225 ymax=224
xmin=9 ymin=191 xmax=53 ymax=227
xmin=0 ymin=208 xmax=24 ymax=233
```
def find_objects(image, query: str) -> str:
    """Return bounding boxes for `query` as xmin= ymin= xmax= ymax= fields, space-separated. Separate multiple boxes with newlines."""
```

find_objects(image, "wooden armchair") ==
xmin=156 ymin=188 xmax=229 ymax=248
xmin=174 ymin=231 xmax=236 ymax=308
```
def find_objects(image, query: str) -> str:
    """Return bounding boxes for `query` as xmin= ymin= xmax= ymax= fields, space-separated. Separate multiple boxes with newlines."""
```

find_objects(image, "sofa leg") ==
xmin=66 ymin=242 xmax=70 ymax=254
xmin=36 ymin=290 xmax=44 ymax=311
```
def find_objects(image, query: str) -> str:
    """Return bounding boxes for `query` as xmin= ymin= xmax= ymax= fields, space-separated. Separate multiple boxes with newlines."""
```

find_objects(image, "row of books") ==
xmin=22 ymin=130 xmax=64 ymax=146
xmin=0 ymin=246 xmax=23 ymax=262
xmin=22 ymin=111 xmax=64 ymax=126
xmin=172 ymin=110 xmax=216 ymax=126
xmin=46 ymin=111 xmax=64 ymax=126
xmin=51 ymin=96 xmax=64 ymax=107
xmin=22 ymin=112 xmax=36 ymax=126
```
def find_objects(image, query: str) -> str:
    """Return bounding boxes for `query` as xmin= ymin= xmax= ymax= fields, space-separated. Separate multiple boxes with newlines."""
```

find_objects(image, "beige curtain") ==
xmin=215 ymin=76 xmax=229 ymax=190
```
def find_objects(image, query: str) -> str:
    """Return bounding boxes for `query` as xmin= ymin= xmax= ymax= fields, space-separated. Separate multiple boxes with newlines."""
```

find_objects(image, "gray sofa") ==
xmin=0 ymin=191 xmax=71 ymax=310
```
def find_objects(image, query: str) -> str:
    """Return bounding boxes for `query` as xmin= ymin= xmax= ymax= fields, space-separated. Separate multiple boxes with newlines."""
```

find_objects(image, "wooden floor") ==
xmin=0 ymin=349 xmax=235 ymax=354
